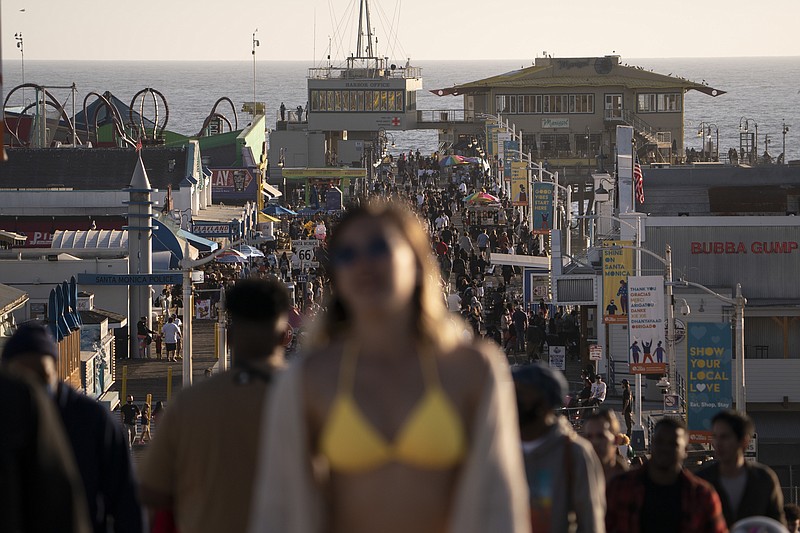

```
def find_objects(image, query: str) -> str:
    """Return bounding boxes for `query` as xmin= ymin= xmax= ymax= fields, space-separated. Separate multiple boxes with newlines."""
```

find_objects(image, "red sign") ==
xmin=211 ymin=169 xmax=253 ymax=192
xmin=0 ymin=216 xmax=126 ymax=248
xmin=391 ymin=117 xmax=400 ymax=126
xmin=691 ymin=241 xmax=799 ymax=255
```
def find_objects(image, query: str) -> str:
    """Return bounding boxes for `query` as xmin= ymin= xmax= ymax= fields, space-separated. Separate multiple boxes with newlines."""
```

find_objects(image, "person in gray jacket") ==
xmin=513 ymin=363 xmax=606 ymax=532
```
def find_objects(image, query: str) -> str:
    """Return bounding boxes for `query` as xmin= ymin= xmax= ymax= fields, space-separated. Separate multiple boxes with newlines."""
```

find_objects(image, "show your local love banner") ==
xmin=627 ymin=275 xmax=667 ymax=374
xmin=687 ymin=322 xmax=733 ymax=444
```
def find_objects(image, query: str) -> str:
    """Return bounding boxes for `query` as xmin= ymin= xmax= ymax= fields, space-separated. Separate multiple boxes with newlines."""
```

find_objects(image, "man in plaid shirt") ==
xmin=606 ymin=418 xmax=727 ymax=533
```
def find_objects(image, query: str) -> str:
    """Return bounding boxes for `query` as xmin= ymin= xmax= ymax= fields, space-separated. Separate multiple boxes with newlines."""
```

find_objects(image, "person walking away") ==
xmin=511 ymin=304 xmax=528 ymax=355
xmin=2 ymin=323 xmax=143 ymax=533
xmin=121 ymin=395 xmax=140 ymax=447
xmin=249 ymin=201 xmax=529 ymax=533
xmin=513 ymin=363 xmax=606 ymax=532
xmin=136 ymin=316 xmax=155 ymax=359
xmin=606 ymin=417 xmax=727 ymax=533
xmin=161 ymin=315 xmax=182 ymax=362
xmin=140 ymin=401 xmax=152 ymax=444
xmin=139 ymin=278 xmax=292 ymax=533
xmin=697 ymin=410 xmax=785 ymax=528
xmin=621 ymin=378 xmax=633 ymax=437
xmin=0 ymin=369 xmax=92 ymax=533
xmin=583 ymin=409 xmax=629 ymax=481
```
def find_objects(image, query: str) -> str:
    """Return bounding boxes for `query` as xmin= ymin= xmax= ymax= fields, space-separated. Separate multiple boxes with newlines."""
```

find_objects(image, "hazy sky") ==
xmin=2 ymin=0 xmax=799 ymax=62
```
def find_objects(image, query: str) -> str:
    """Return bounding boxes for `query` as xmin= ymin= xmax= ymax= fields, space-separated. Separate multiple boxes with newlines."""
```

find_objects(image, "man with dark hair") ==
xmin=2 ymin=322 xmax=143 ymax=533
xmin=139 ymin=278 xmax=291 ymax=533
xmin=697 ymin=409 xmax=785 ymax=528
xmin=513 ymin=364 xmax=605 ymax=532
xmin=607 ymin=417 xmax=727 ymax=532
xmin=0 ymin=370 xmax=91 ymax=533
xmin=785 ymin=503 xmax=800 ymax=533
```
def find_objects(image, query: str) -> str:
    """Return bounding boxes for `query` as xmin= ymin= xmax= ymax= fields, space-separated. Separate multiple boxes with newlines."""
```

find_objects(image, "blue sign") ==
xmin=77 ymin=273 xmax=183 ymax=286
xmin=532 ymin=182 xmax=554 ymax=235
xmin=687 ymin=322 xmax=733 ymax=444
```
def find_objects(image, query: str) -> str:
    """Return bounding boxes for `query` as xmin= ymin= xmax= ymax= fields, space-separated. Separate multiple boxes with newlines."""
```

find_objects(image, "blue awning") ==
xmin=177 ymin=229 xmax=219 ymax=252
xmin=152 ymin=220 xmax=184 ymax=269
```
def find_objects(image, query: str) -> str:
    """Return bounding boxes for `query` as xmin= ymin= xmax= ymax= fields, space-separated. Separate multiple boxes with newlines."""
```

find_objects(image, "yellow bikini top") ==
xmin=319 ymin=342 xmax=467 ymax=473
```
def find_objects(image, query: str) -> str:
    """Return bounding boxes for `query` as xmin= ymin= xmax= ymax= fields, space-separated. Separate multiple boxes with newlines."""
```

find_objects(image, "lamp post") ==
xmin=698 ymin=122 xmax=719 ymax=162
xmin=739 ymin=117 xmax=758 ymax=165
xmin=669 ymin=280 xmax=747 ymax=415
xmin=14 ymin=32 xmax=24 ymax=104
xmin=783 ymin=121 xmax=790 ymax=164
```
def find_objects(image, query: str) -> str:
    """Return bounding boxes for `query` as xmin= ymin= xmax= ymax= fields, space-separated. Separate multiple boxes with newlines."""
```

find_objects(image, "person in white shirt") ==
xmin=586 ymin=375 xmax=607 ymax=407
xmin=161 ymin=316 xmax=182 ymax=362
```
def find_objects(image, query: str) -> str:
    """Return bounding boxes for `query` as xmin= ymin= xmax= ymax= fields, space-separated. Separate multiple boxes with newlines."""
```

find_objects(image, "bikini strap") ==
xmin=338 ymin=340 xmax=359 ymax=395
xmin=420 ymin=348 xmax=442 ymax=389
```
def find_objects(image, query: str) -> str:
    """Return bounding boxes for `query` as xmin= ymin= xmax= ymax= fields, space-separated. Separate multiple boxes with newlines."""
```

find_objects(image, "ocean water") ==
xmin=4 ymin=57 xmax=799 ymax=160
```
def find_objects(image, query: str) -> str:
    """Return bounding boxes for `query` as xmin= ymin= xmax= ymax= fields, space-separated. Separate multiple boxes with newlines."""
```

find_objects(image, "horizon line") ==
xmin=3 ymin=55 xmax=800 ymax=62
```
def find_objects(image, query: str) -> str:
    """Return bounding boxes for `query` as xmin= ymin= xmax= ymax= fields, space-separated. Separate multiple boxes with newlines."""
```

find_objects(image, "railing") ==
xmin=276 ymin=109 xmax=306 ymax=123
xmin=308 ymin=65 xmax=422 ymax=80
xmin=604 ymin=109 xmax=624 ymax=121
xmin=416 ymin=109 xmax=473 ymax=123
xmin=621 ymin=109 xmax=672 ymax=147
xmin=782 ymin=486 xmax=800 ymax=505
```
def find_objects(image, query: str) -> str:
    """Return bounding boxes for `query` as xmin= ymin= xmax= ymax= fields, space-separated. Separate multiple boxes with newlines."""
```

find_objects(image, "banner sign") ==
xmin=602 ymin=241 xmax=633 ymax=324
xmin=687 ymin=322 xmax=733 ymax=443
xmin=548 ymin=345 xmax=566 ymax=371
xmin=191 ymin=222 xmax=235 ymax=239
xmin=627 ymin=275 xmax=667 ymax=374
xmin=485 ymin=120 xmax=499 ymax=157
xmin=532 ymin=182 xmax=554 ymax=235
xmin=210 ymin=168 xmax=258 ymax=202
xmin=511 ymin=161 xmax=528 ymax=206
xmin=503 ymin=140 xmax=519 ymax=180
xmin=497 ymin=132 xmax=511 ymax=163
xmin=77 ymin=273 xmax=183 ymax=286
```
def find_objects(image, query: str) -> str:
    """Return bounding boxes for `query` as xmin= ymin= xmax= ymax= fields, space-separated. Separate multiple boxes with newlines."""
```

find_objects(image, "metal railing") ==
xmin=308 ymin=65 xmax=422 ymax=80
xmin=276 ymin=110 xmax=306 ymax=123
xmin=416 ymin=109 xmax=474 ymax=123
xmin=782 ymin=486 xmax=800 ymax=505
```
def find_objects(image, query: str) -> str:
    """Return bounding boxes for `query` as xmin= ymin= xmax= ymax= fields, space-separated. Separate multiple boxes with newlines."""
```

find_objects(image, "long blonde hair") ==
xmin=308 ymin=200 xmax=461 ymax=353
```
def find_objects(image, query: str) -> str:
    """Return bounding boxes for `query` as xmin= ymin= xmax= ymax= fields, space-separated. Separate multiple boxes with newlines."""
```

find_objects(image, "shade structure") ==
xmin=236 ymin=244 xmax=265 ymax=258
xmin=262 ymin=205 xmax=297 ymax=216
xmin=467 ymin=192 xmax=501 ymax=204
xmin=439 ymin=154 xmax=467 ymax=166
xmin=297 ymin=206 xmax=326 ymax=216
xmin=214 ymin=249 xmax=248 ymax=263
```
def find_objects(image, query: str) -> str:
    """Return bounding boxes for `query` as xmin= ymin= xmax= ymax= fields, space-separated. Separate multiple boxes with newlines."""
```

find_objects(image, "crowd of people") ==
xmin=2 ymin=153 xmax=797 ymax=533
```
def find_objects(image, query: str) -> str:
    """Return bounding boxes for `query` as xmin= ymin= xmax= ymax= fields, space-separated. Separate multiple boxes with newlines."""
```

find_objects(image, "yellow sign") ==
xmin=511 ymin=162 xmax=528 ymax=206
xmin=602 ymin=240 xmax=633 ymax=324
xmin=282 ymin=168 xmax=366 ymax=179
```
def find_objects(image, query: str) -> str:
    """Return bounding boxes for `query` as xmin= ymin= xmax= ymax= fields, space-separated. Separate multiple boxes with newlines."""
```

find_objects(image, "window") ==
xmin=395 ymin=91 xmax=404 ymax=111
xmin=522 ymin=132 xmax=537 ymax=155
xmin=310 ymin=90 xmax=320 ymax=112
xmin=326 ymin=91 xmax=335 ymax=111
xmin=406 ymin=90 xmax=416 ymax=111
xmin=365 ymin=91 xmax=374 ymax=111
xmin=658 ymin=93 xmax=681 ymax=112
xmin=570 ymin=94 xmax=594 ymax=113
xmin=373 ymin=91 xmax=382 ymax=111
xmin=539 ymin=133 xmax=571 ymax=157
xmin=637 ymin=93 xmax=658 ymax=113
xmin=575 ymin=133 xmax=602 ymax=157
xmin=356 ymin=91 xmax=365 ymax=111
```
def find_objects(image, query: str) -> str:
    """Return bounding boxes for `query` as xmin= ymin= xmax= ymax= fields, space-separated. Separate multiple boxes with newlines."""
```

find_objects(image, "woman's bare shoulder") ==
xmin=441 ymin=339 xmax=507 ymax=385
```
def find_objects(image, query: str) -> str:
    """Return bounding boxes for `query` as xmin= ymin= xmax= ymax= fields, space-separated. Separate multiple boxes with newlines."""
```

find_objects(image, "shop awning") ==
xmin=258 ymin=212 xmax=280 ymax=223
xmin=177 ymin=229 xmax=219 ymax=252
xmin=262 ymin=182 xmax=283 ymax=199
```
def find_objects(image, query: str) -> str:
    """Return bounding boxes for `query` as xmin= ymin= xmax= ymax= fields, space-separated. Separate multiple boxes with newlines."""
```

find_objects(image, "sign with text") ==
xmin=511 ymin=161 xmax=528 ymax=206
xmin=602 ymin=241 xmax=633 ymax=324
xmin=210 ymin=168 xmax=257 ymax=202
xmin=532 ymin=182 xmax=554 ymax=235
xmin=687 ymin=322 xmax=732 ymax=444
xmin=191 ymin=222 xmax=235 ymax=239
xmin=485 ymin=120 xmax=499 ymax=156
xmin=503 ymin=140 xmax=519 ymax=180
xmin=77 ymin=273 xmax=184 ymax=286
xmin=549 ymin=345 xmax=566 ymax=371
xmin=542 ymin=117 xmax=569 ymax=129
xmin=497 ymin=132 xmax=511 ymax=163
xmin=627 ymin=275 xmax=667 ymax=374
xmin=589 ymin=344 xmax=603 ymax=361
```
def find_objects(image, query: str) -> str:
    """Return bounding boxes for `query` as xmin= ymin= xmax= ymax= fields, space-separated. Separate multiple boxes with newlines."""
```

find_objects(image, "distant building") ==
xmin=431 ymin=55 xmax=723 ymax=165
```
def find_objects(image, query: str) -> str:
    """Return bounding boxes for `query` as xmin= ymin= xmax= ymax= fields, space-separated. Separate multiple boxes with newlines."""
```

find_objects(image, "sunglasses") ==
xmin=332 ymin=237 xmax=391 ymax=268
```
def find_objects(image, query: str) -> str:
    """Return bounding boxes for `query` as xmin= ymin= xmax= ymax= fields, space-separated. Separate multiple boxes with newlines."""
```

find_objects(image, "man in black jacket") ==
xmin=697 ymin=409 xmax=785 ymax=528
xmin=2 ymin=322 xmax=143 ymax=533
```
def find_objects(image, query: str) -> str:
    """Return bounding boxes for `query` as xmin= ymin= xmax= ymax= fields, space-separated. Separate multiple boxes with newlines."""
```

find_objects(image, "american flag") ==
xmin=634 ymin=157 xmax=645 ymax=204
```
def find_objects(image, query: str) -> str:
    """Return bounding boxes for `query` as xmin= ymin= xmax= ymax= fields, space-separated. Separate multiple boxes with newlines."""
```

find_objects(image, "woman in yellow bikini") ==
xmin=249 ymin=201 xmax=529 ymax=533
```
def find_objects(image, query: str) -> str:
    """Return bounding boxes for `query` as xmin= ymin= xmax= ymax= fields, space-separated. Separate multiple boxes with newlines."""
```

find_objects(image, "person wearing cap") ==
xmin=513 ymin=363 xmax=606 ymax=532
xmin=2 ymin=322 xmax=143 ymax=533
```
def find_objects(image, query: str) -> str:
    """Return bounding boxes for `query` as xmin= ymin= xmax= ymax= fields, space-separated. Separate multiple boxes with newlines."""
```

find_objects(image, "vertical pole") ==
xmin=71 ymin=83 xmax=76 ymax=147
xmin=182 ymin=259 xmax=193 ymax=387
xmin=565 ymin=179 xmax=572 ymax=259
xmin=665 ymin=245 xmax=676 ymax=393
xmin=635 ymin=215 xmax=643 ymax=431
xmin=735 ymin=283 xmax=746 ymax=414
xmin=218 ymin=287 xmax=228 ymax=371
xmin=166 ymin=366 xmax=172 ymax=401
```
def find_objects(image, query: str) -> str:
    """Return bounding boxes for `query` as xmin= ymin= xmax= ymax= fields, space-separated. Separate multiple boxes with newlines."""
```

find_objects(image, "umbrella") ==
xmin=439 ymin=154 xmax=467 ymax=166
xmin=214 ymin=249 xmax=248 ymax=263
xmin=297 ymin=206 xmax=325 ymax=216
xmin=467 ymin=192 xmax=501 ymax=205
xmin=236 ymin=244 xmax=265 ymax=258
xmin=263 ymin=205 xmax=297 ymax=216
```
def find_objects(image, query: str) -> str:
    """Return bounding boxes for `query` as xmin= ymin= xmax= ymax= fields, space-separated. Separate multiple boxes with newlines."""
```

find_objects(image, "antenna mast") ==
xmin=355 ymin=0 xmax=375 ymax=58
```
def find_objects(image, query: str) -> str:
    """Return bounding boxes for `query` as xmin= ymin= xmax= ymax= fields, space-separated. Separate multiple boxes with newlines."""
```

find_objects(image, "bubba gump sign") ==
xmin=691 ymin=241 xmax=799 ymax=255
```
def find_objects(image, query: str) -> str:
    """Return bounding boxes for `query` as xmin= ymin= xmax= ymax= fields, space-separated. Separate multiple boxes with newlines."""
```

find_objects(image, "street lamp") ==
xmin=697 ymin=122 xmax=719 ymax=162
xmin=14 ymin=32 xmax=24 ymax=104
xmin=783 ymin=121 xmax=790 ymax=164
xmin=739 ymin=117 xmax=758 ymax=165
